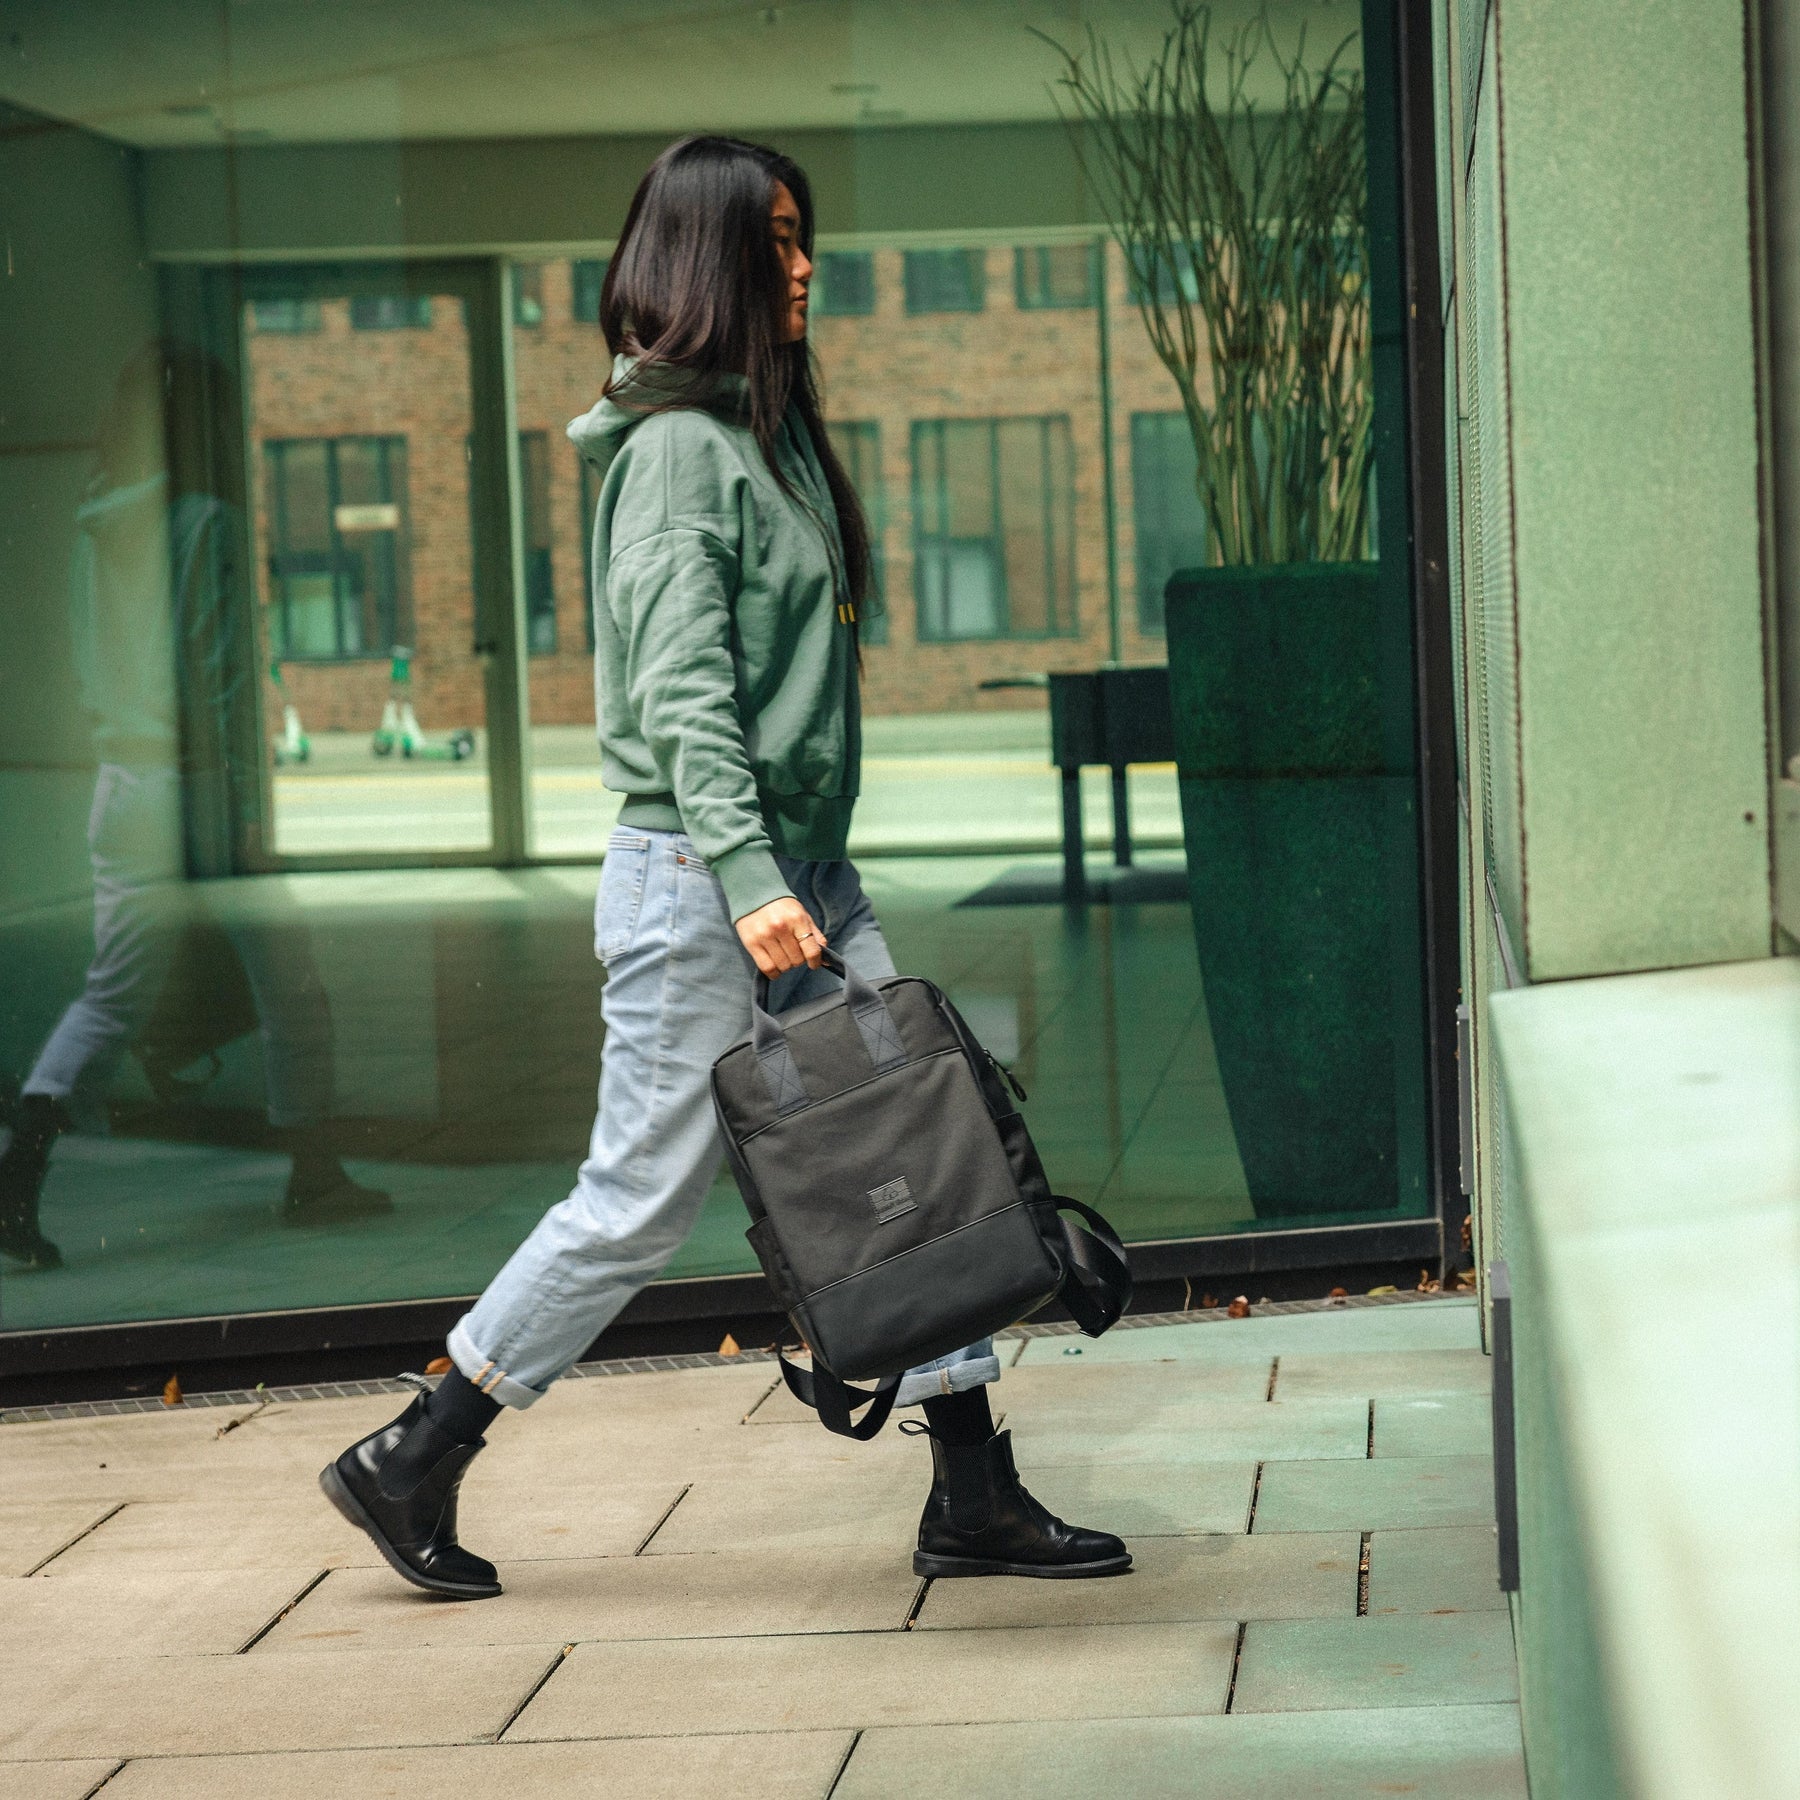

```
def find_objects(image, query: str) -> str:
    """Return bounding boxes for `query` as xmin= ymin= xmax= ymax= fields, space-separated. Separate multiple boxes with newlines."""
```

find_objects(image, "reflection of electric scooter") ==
xmin=270 ymin=660 xmax=311 ymax=764
xmin=371 ymin=647 xmax=476 ymax=761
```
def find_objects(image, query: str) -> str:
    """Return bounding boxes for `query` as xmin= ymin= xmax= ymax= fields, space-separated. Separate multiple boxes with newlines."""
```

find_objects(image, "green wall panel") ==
xmin=141 ymin=123 xmax=1100 ymax=260
xmin=1456 ymin=0 xmax=1489 ymax=175
xmin=0 ymin=107 xmax=178 ymax=919
xmin=1461 ymin=20 xmax=1526 ymax=968
xmin=1431 ymin=0 xmax=1459 ymax=331
xmin=1495 ymin=0 xmax=1769 ymax=976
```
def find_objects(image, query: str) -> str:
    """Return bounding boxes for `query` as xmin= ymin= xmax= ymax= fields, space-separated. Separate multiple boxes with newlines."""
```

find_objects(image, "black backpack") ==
xmin=711 ymin=950 xmax=1133 ymax=1437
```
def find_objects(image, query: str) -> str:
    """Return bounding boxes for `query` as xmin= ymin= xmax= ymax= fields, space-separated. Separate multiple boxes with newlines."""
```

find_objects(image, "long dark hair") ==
xmin=599 ymin=135 xmax=873 ymax=610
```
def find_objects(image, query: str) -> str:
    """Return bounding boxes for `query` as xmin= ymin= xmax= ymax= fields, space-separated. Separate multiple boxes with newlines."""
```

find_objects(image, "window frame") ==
xmin=263 ymin=433 xmax=414 ymax=662
xmin=826 ymin=419 xmax=888 ymax=645
xmin=910 ymin=414 xmax=1078 ymax=643
xmin=1128 ymin=409 xmax=1212 ymax=636
xmin=813 ymin=250 xmax=877 ymax=317
xmin=518 ymin=429 xmax=556 ymax=655
xmin=349 ymin=292 xmax=434 ymax=331
xmin=902 ymin=247 xmax=987 ymax=315
xmin=1014 ymin=242 xmax=1101 ymax=310
xmin=249 ymin=297 xmax=322 ymax=334
xmin=512 ymin=263 xmax=545 ymax=329
xmin=570 ymin=257 xmax=609 ymax=325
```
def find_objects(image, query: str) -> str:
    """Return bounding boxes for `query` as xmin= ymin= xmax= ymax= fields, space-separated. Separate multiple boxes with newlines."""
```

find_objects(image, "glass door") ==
xmin=229 ymin=262 xmax=526 ymax=865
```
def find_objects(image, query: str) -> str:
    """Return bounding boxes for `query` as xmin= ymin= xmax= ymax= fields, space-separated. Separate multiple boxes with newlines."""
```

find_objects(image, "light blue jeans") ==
xmin=449 ymin=827 xmax=999 ymax=1410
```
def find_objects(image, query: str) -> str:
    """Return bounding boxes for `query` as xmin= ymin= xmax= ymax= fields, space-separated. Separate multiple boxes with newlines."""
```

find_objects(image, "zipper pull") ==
xmin=988 ymin=1051 xmax=1028 ymax=1104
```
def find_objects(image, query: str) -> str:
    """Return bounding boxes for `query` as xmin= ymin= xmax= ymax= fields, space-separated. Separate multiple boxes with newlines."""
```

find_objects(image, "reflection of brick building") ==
xmin=248 ymin=242 xmax=1209 ymax=733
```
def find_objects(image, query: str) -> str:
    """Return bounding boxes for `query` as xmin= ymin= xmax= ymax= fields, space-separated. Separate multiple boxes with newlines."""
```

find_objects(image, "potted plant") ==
xmin=1042 ymin=4 xmax=1424 ymax=1221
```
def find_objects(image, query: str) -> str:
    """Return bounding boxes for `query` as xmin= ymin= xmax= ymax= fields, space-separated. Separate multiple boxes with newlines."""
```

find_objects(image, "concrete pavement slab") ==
xmin=0 ymin=1645 xmax=558 ymax=1761
xmin=97 ymin=1731 xmax=855 ymax=1799
xmin=1014 ymin=1302 xmax=1480 ymax=1367
xmin=1013 ymin=1397 xmax=1370 ymax=1467
xmin=0 ymin=1565 xmax=325 ymax=1659
xmin=1366 ymin=1528 xmax=1508 ymax=1616
xmin=1232 ymin=1614 xmax=1520 ymax=1713
xmin=646 ymin=1456 xmax=1261 ymax=1556
xmin=834 ymin=1703 xmax=1529 ymax=1799
xmin=0 ymin=1759 xmax=123 ymax=1799
xmin=642 ymin=1468 xmax=923 ymax=1556
xmin=1272 ymin=1349 xmax=1492 ymax=1400
xmin=520 ymin=1365 xmax=780 ymax=1424
xmin=476 ymin=1413 xmax=920 ymax=1489
xmin=745 ymin=1356 xmax=1270 ymax=1426
xmin=0 ymin=1409 xmax=393 ymax=1505
xmin=508 ymin=1621 xmax=1238 ymax=1740
xmin=43 ymin=1496 xmax=360 ymax=1576
xmin=48 ymin=1479 xmax=688 ymax=1575
xmin=994 ymin=1359 xmax=1277 ymax=1414
xmin=914 ymin=1530 xmax=1358 ymax=1630
xmin=257 ymin=1544 xmax=920 ymax=1652
xmin=0 ymin=1502 xmax=121 ymax=1577
xmin=0 ymin=1410 xmax=285 ymax=1502
xmin=1374 ymin=1394 xmax=1495 ymax=1458
xmin=1010 ymin=1459 xmax=1257 ymax=1538
xmin=1252 ymin=1456 xmax=1497 ymax=1533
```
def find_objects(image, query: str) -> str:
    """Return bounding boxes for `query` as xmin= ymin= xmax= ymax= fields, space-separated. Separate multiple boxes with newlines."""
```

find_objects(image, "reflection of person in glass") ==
xmin=0 ymin=344 xmax=388 ymax=1271
xmin=320 ymin=138 xmax=1130 ymax=1599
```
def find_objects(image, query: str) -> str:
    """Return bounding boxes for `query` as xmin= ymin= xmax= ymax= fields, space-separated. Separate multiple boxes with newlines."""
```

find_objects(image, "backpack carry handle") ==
xmin=751 ymin=946 xmax=907 ymax=1113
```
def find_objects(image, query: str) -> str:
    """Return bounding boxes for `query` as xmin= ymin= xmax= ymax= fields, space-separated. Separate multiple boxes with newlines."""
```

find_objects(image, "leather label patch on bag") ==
xmin=867 ymin=1175 xmax=915 ymax=1223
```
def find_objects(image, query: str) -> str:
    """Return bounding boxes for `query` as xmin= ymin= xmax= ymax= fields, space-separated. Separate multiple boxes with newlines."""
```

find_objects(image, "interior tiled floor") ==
xmin=3 ymin=852 xmax=1424 ymax=1336
xmin=0 ymin=1298 xmax=1525 ymax=1796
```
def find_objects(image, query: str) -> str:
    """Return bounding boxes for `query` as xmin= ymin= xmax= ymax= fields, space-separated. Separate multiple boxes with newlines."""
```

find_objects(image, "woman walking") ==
xmin=320 ymin=135 xmax=1129 ymax=1599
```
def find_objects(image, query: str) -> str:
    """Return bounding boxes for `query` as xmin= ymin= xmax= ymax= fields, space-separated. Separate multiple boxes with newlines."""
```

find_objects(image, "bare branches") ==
xmin=1038 ymin=2 xmax=1372 ymax=566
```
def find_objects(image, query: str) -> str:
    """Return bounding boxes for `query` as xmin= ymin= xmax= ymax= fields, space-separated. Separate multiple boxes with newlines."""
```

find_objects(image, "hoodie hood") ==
xmin=566 ymin=353 xmax=752 ymax=478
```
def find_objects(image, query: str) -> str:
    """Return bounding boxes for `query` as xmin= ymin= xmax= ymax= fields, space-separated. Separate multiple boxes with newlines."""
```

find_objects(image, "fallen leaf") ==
xmin=1367 ymin=1285 xmax=1399 ymax=1297
xmin=717 ymin=1333 xmax=741 ymax=1357
xmin=161 ymin=1374 xmax=184 ymax=1407
xmin=1417 ymin=1268 xmax=1441 ymax=1293
xmin=1227 ymin=1296 xmax=1251 ymax=1319
xmin=424 ymin=1356 xmax=454 ymax=1376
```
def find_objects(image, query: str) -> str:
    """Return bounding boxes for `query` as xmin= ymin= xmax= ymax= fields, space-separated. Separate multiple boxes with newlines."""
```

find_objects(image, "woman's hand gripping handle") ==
xmin=735 ymin=897 xmax=827 ymax=979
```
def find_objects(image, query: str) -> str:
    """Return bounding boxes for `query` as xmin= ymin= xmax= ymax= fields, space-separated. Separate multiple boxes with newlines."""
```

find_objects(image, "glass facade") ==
xmin=0 ymin=3 xmax=1430 ymax=1348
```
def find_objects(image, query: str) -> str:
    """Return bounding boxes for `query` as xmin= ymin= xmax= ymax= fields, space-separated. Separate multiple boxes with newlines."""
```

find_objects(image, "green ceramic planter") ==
xmin=1164 ymin=563 xmax=1426 ymax=1222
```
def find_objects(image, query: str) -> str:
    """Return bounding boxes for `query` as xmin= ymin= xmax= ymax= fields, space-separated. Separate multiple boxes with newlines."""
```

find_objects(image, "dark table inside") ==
xmin=980 ymin=666 xmax=1176 ymax=903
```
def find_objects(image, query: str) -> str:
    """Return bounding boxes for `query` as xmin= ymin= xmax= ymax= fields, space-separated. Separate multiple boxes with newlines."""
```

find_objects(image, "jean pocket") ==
xmin=596 ymin=835 xmax=651 ymax=962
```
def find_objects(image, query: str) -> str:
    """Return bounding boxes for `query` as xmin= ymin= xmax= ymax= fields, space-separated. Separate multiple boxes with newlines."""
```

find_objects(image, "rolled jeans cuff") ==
xmin=447 ymin=1316 xmax=554 ymax=1411
xmin=894 ymin=1351 xmax=1002 ymax=1406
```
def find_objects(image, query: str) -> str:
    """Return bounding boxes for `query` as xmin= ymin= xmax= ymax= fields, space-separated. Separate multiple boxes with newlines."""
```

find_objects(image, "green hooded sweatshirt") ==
xmin=567 ymin=355 xmax=861 ymax=922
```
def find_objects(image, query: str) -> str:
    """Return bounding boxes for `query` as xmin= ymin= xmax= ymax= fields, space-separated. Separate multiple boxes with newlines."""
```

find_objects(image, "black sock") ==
xmin=921 ymin=1385 xmax=995 ymax=1448
xmin=425 ymin=1367 xmax=502 ymax=1444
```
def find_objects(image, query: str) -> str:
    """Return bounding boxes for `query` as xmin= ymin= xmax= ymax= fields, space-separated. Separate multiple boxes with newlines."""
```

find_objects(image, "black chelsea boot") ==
xmin=320 ymin=1395 xmax=502 ymax=1599
xmin=913 ymin=1427 xmax=1132 ymax=1578
xmin=0 ymin=1094 xmax=67 ymax=1270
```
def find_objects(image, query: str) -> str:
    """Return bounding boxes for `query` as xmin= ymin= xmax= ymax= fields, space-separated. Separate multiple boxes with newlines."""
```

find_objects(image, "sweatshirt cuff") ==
xmin=714 ymin=840 xmax=792 ymax=922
